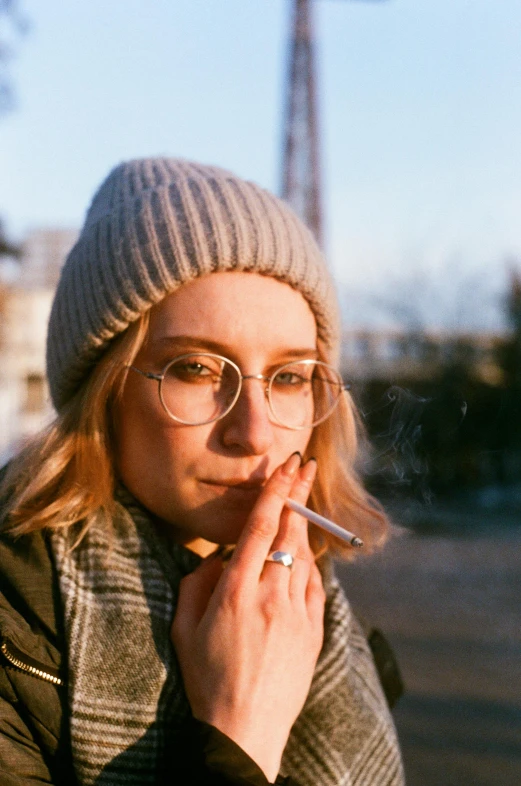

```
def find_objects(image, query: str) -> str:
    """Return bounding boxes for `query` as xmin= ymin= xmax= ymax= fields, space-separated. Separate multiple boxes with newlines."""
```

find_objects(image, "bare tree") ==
xmin=369 ymin=261 xmax=501 ymax=333
xmin=338 ymin=256 xmax=503 ymax=335
xmin=0 ymin=1 xmax=28 ymax=262
xmin=0 ymin=217 xmax=20 ymax=258
xmin=0 ymin=0 xmax=28 ymax=116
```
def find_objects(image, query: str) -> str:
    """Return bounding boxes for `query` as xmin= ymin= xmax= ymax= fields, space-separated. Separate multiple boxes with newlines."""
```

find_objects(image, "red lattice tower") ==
xmin=281 ymin=0 xmax=387 ymax=248
xmin=281 ymin=0 xmax=323 ymax=246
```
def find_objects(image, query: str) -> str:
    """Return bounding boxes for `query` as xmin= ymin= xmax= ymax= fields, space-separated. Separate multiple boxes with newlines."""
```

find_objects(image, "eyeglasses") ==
xmin=128 ymin=353 xmax=349 ymax=430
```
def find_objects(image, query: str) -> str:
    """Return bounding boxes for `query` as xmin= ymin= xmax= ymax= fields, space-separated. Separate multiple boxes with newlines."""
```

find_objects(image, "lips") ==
xmin=203 ymin=478 xmax=266 ymax=490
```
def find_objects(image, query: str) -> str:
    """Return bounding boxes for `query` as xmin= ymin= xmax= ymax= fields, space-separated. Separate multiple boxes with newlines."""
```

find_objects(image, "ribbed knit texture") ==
xmin=47 ymin=158 xmax=340 ymax=410
xmin=51 ymin=493 xmax=404 ymax=786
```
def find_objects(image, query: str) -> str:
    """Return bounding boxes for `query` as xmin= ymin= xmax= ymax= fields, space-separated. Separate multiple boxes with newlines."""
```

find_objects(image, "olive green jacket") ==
xmin=0 ymin=528 xmax=75 ymax=785
xmin=0 ymin=528 xmax=291 ymax=786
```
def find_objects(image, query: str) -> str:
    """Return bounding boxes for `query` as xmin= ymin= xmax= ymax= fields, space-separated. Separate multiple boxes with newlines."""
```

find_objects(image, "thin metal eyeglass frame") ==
xmin=127 ymin=352 xmax=351 ymax=430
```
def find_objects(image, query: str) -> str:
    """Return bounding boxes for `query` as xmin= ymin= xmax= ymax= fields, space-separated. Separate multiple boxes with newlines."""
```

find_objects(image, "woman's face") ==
xmin=115 ymin=272 xmax=317 ymax=550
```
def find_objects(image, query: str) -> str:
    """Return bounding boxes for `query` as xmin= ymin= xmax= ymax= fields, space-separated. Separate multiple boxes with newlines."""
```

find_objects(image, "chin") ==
xmin=186 ymin=496 xmax=256 ymax=546
xmin=208 ymin=512 xmax=252 ymax=546
xmin=156 ymin=481 xmax=262 ymax=547
xmin=200 ymin=484 xmax=260 ymax=537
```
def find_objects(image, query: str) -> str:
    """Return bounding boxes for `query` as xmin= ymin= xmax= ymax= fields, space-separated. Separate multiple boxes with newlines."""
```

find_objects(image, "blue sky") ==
xmin=1 ymin=0 xmax=520 ymax=328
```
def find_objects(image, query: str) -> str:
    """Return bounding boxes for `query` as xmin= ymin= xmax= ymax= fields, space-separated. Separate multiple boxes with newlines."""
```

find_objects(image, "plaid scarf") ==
xmin=52 ymin=492 xmax=404 ymax=786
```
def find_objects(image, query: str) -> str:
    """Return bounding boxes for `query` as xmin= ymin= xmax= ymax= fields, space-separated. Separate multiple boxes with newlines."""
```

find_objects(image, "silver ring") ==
xmin=265 ymin=550 xmax=294 ymax=568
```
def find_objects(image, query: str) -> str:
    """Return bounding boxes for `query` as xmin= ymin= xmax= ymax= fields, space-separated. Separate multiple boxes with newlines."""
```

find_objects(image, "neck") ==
xmin=183 ymin=537 xmax=219 ymax=558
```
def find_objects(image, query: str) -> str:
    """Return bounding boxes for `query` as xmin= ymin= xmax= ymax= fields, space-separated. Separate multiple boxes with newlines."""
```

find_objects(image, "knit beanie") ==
xmin=46 ymin=157 xmax=340 ymax=410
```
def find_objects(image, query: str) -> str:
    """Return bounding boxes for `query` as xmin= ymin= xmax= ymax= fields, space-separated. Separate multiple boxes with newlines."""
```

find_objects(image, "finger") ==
xmin=269 ymin=458 xmax=317 ymax=560
xmin=306 ymin=563 xmax=326 ymax=658
xmin=305 ymin=561 xmax=326 ymax=627
xmin=228 ymin=452 xmax=302 ymax=577
xmin=262 ymin=460 xmax=317 ymax=592
xmin=285 ymin=553 xmax=312 ymax=603
xmin=171 ymin=556 xmax=223 ymax=645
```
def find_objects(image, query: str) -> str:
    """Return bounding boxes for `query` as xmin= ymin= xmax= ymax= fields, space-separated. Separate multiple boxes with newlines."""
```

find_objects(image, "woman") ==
xmin=0 ymin=158 xmax=404 ymax=786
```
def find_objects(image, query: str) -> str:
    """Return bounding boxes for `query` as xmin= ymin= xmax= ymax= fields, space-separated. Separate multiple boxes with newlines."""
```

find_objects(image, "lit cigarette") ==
xmin=285 ymin=498 xmax=364 ymax=548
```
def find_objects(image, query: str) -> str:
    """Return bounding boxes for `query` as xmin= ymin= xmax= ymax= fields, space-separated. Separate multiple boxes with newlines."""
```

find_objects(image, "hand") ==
xmin=171 ymin=453 xmax=326 ymax=782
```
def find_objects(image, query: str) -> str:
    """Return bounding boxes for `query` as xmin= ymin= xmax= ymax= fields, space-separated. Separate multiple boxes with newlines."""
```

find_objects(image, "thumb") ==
xmin=171 ymin=556 xmax=223 ymax=644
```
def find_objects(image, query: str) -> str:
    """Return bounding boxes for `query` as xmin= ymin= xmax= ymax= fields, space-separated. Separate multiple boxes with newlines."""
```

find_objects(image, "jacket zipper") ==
xmin=1 ymin=639 xmax=64 ymax=686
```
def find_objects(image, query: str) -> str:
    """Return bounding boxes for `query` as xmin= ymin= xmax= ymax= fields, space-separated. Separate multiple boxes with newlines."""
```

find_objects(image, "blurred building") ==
xmin=341 ymin=328 xmax=503 ymax=387
xmin=0 ymin=228 xmax=77 ymax=463
xmin=19 ymin=228 xmax=77 ymax=289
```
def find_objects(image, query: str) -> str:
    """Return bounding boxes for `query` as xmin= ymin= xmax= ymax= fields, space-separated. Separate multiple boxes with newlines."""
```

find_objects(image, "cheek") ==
xmin=288 ymin=428 xmax=313 ymax=456
xmin=114 ymin=415 xmax=204 ymax=525
xmin=115 ymin=389 xmax=212 ymax=489
xmin=114 ymin=388 xmax=174 ymax=480
xmin=263 ymin=429 xmax=313 ymax=475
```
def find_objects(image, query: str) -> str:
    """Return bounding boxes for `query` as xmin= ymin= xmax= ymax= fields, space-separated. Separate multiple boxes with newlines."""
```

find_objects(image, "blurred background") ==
xmin=1 ymin=1 xmax=520 ymax=783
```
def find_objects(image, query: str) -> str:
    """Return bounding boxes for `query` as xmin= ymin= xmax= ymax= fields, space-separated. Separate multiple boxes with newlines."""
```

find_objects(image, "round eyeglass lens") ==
xmin=159 ymin=353 xmax=241 ymax=425
xmin=268 ymin=360 xmax=344 ymax=429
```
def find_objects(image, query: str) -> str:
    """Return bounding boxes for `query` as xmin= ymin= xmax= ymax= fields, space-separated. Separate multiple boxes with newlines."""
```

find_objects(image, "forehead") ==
xmin=147 ymin=272 xmax=317 ymax=353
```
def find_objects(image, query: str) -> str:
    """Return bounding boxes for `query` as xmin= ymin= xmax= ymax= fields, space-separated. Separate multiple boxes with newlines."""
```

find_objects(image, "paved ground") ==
xmin=335 ymin=518 xmax=521 ymax=785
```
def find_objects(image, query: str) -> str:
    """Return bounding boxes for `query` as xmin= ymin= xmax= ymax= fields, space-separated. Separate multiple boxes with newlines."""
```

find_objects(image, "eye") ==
xmin=177 ymin=362 xmax=211 ymax=377
xmin=272 ymin=370 xmax=310 ymax=387
xmin=166 ymin=356 xmax=223 ymax=383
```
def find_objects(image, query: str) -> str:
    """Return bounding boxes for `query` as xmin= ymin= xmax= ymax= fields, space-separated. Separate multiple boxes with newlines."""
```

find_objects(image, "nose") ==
xmin=219 ymin=377 xmax=273 ymax=454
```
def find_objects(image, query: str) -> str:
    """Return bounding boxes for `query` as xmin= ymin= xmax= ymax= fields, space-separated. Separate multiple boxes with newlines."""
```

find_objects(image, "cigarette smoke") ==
xmin=362 ymin=385 xmax=467 ymax=503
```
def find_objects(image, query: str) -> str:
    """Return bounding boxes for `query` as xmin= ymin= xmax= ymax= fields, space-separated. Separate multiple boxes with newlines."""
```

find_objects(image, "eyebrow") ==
xmin=152 ymin=335 xmax=319 ymax=360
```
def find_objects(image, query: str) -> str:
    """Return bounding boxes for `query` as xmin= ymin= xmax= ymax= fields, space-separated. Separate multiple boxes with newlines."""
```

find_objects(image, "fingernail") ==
xmin=305 ymin=456 xmax=317 ymax=465
xmin=219 ymin=545 xmax=235 ymax=564
xmin=301 ymin=457 xmax=318 ymax=482
xmin=283 ymin=451 xmax=303 ymax=477
xmin=207 ymin=544 xmax=234 ymax=566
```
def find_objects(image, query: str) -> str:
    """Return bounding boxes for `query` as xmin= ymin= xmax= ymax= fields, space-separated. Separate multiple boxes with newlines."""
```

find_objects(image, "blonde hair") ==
xmin=1 ymin=316 xmax=389 ymax=558
xmin=305 ymin=339 xmax=389 ymax=558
